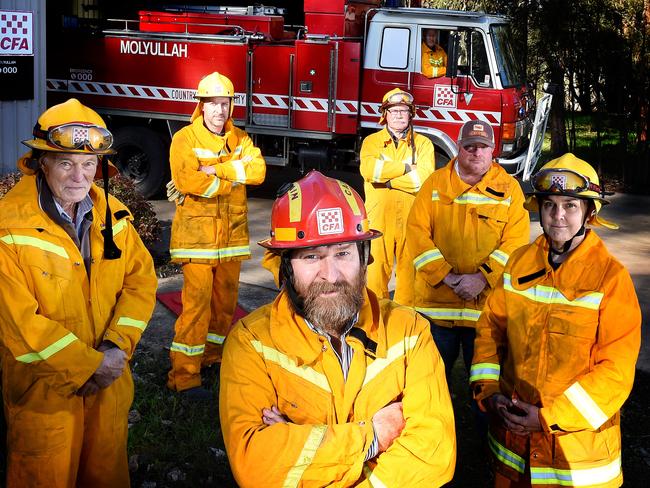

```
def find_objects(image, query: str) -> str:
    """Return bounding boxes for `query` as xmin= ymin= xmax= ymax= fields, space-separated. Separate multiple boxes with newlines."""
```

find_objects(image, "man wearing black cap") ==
xmin=406 ymin=120 xmax=530 ymax=386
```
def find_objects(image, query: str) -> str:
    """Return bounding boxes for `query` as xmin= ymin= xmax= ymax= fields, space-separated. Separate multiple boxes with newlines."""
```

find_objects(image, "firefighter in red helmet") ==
xmin=220 ymin=170 xmax=456 ymax=487
xmin=359 ymin=88 xmax=437 ymax=306
xmin=166 ymin=72 xmax=266 ymax=398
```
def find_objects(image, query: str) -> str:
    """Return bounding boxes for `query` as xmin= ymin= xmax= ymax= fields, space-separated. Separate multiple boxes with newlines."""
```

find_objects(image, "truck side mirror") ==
xmin=447 ymin=31 xmax=459 ymax=79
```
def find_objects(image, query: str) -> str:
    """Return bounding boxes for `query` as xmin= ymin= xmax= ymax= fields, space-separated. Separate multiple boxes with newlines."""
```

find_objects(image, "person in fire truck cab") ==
xmin=406 ymin=120 xmax=529 ymax=385
xmin=166 ymin=71 xmax=266 ymax=399
xmin=219 ymin=171 xmax=456 ymax=487
xmin=470 ymin=154 xmax=641 ymax=487
xmin=0 ymin=98 xmax=157 ymax=487
xmin=421 ymin=28 xmax=447 ymax=78
xmin=359 ymin=88 xmax=436 ymax=306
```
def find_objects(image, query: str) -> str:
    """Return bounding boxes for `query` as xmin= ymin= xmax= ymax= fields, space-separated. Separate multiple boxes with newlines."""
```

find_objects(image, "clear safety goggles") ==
xmin=386 ymin=91 xmax=414 ymax=105
xmin=34 ymin=123 xmax=114 ymax=152
xmin=531 ymin=168 xmax=602 ymax=195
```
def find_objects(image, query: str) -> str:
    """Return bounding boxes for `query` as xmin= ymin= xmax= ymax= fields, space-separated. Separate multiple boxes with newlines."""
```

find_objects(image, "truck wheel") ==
xmin=112 ymin=126 xmax=168 ymax=198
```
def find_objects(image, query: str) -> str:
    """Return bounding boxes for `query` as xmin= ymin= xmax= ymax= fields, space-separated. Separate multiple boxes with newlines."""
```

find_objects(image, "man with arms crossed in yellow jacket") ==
xmin=220 ymin=171 xmax=456 ymax=487
xmin=166 ymin=72 xmax=266 ymax=398
xmin=360 ymin=88 xmax=436 ymax=305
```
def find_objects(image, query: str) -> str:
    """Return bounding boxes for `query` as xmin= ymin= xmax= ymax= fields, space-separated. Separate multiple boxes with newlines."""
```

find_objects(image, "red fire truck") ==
xmin=47 ymin=1 xmax=551 ymax=197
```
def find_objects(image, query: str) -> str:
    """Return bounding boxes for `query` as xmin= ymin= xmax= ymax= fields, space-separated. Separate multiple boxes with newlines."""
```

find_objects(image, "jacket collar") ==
xmin=439 ymin=159 xmax=512 ymax=202
xmin=509 ymin=230 xmax=610 ymax=299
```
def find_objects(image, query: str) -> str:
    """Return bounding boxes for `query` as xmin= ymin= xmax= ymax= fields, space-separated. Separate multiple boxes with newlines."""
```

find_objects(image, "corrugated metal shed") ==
xmin=0 ymin=0 xmax=46 ymax=175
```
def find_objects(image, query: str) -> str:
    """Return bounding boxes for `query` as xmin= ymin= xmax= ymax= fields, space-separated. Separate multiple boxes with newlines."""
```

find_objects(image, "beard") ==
xmin=295 ymin=272 xmax=366 ymax=337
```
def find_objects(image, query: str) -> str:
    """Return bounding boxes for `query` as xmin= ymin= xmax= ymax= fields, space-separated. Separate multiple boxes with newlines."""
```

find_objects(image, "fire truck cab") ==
xmin=47 ymin=2 xmax=551 ymax=197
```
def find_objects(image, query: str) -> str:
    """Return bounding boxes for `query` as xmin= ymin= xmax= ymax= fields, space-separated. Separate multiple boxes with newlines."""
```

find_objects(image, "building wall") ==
xmin=0 ymin=0 xmax=46 ymax=175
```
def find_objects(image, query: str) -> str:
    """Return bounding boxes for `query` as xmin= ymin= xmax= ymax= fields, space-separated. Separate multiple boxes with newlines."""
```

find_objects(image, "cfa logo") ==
xmin=0 ymin=11 xmax=33 ymax=55
xmin=0 ymin=37 xmax=27 ymax=50
xmin=433 ymin=85 xmax=457 ymax=109
xmin=317 ymin=208 xmax=344 ymax=235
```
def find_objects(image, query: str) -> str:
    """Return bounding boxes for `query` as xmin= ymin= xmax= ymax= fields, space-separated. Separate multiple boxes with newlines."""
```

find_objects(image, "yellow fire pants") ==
xmin=167 ymin=260 xmax=241 ymax=391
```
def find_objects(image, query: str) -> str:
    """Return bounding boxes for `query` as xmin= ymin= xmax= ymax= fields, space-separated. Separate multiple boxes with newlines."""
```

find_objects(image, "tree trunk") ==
xmin=548 ymin=63 xmax=569 ymax=156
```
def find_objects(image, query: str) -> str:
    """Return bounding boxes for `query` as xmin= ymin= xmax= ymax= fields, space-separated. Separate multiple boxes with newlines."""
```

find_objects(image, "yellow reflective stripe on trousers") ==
xmin=207 ymin=333 xmax=225 ymax=345
xmin=363 ymin=336 xmax=418 ymax=387
xmin=1 ymin=234 xmax=69 ymax=259
xmin=488 ymin=431 xmax=525 ymax=473
xmin=16 ymin=332 xmax=78 ymax=363
xmin=282 ymin=425 xmax=327 ymax=488
xmin=232 ymin=160 xmax=247 ymax=184
xmin=201 ymin=177 xmax=221 ymax=198
xmin=489 ymin=249 xmax=509 ymax=267
xmin=469 ymin=362 xmax=500 ymax=382
xmin=504 ymin=274 xmax=603 ymax=310
xmin=116 ymin=316 xmax=147 ymax=331
xmin=170 ymin=342 xmax=205 ymax=356
xmin=431 ymin=190 xmax=440 ymax=201
xmin=413 ymin=248 xmax=443 ymax=270
xmin=363 ymin=465 xmax=388 ymax=488
xmin=564 ymin=382 xmax=609 ymax=429
xmin=415 ymin=307 xmax=482 ymax=322
xmin=530 ymin=456 xmax=621 ymax=486
xmin=170 ymin=245 xmax=251 ymax=260
xmin=251 ymin=340 xmax=331 ymax=392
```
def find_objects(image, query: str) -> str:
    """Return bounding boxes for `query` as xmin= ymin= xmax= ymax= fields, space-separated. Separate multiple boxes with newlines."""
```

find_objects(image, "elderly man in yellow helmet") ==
xmin=0 ymin=98 xmax=157 ymax=487
xmin=470 ymin=154 xmax=641 ymax=487
xmin=166 ymin=72 xmax=266 ymax=398
xmin=359 ymin=88 xmax=436 ymax=305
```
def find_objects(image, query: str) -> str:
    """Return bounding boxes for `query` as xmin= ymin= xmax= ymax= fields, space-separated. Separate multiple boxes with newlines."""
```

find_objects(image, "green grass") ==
xmin=127 ymin=348 xmax=237 ymax=487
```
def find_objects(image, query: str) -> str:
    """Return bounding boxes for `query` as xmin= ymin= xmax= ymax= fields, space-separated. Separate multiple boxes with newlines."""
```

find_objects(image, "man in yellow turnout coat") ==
xmin=470 ymin=154 xmax=641 ymax=487
xmin=167 ymin=72 xmax=266 ymax=395
xmin=0 ymin=98 xmax=157 ymax=487
xmin=360 ymin=88 xmax=436 ymax=305
xmin=219 ymin=171 xmax=456 ymax=487
xmin=407 ymin=120 xmax=529 ymax=380
xmin=421 ymin=28 xmax=447 ymax=78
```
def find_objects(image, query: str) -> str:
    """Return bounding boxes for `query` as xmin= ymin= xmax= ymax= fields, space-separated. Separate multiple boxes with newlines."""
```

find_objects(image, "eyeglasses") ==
xmin=531 ymin=168 xmax=602 ymax=195
xmin=34 ymin=123 xmax=114 ymax=152
xmin=386 ymin=108 xmax=410 ymax=116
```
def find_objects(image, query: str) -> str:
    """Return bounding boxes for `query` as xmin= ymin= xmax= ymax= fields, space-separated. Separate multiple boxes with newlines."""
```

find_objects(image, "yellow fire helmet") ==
xmin=378 ymin=88 xmax=415 ymax=125
xmin=20 ymin=98 xmax=117 ymax=178
xmin=191 ymin=71 xmax=235 ymax=121
xmin=526 ymin=153 xmax=618 ymax=229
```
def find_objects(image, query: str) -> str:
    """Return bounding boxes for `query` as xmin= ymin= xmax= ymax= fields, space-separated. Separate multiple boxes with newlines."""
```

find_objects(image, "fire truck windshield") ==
xmin=491 ymin=24 xmax=525 ymax=88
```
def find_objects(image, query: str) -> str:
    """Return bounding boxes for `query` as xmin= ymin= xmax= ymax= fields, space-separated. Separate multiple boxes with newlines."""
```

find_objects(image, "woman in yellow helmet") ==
xmin=470 ymin=153 xmax=641 ymax=487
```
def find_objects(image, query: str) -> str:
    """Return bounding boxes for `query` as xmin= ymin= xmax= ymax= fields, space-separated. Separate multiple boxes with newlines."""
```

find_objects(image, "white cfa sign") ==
xmin=0 ymin=10 xmax=33 ymax=55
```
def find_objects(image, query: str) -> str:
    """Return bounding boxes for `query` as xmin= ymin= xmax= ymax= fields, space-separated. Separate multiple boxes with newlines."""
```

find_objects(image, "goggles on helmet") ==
xmin=386 ymin=91 xmax=414 ymax=105
xmin=33 ymin=123 xmax=114 ymax=153
xmin=531 ymin=168 xmax=602 ymax=195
